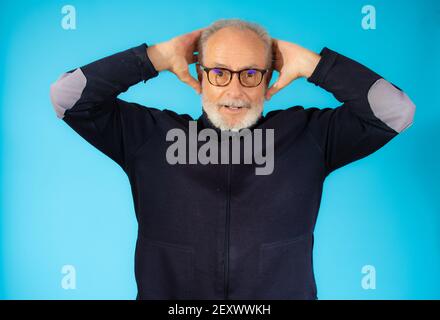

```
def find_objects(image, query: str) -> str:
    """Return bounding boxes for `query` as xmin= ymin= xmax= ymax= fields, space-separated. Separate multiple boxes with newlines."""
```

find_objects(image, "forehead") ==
xmin=204 ymin=27 xmax=267 ymax=69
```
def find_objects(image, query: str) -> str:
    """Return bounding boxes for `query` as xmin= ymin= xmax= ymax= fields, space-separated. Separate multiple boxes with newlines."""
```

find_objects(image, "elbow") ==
xmin=49 ymin=68 xmax=87 ymax=119
xmin=50 ymin=78 xmax=67 ymax=119
xmin=367 ymin=78 xmax=416 ymax=133
xmin=397 ymin=93 xmax=416 ymax=132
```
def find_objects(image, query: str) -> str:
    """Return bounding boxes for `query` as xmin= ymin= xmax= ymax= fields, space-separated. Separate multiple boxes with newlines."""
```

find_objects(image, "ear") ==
xmin=265 ymin=69 xmax=274 ymax=87
xmin=196 ymin=64 xmax=203 ymax=83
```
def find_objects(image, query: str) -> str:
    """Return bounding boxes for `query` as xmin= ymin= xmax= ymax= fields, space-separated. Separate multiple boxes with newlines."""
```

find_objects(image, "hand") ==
xmin=147 ymin=28 xmax=206 ymax=94
xmin=265 ymin=39 xmax=321 ymax=100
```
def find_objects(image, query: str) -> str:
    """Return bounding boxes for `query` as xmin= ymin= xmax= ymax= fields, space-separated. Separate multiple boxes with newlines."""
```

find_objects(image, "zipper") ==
xmin=223 ymin=161 xmax=232 ymax=300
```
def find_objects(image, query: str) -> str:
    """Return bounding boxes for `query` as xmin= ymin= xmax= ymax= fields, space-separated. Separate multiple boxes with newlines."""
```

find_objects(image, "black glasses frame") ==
xmin=197 ymin=63 xmax=269 ymax=88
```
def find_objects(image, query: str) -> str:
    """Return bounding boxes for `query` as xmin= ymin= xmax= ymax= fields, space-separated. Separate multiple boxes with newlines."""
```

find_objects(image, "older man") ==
xmin=50 ymin=19 xmax=415 ymax=300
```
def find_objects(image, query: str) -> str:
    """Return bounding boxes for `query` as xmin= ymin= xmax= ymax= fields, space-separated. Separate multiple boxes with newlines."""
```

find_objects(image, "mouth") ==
xmin=220 ymin=104 xmax=249 ymax=113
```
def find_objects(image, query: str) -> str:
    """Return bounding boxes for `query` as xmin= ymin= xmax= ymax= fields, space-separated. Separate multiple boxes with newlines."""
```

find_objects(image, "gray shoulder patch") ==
xmin=367 ymin=78 xmax=416 ymax=133
xmin=50 ymin=68 xmax=87 ymax=119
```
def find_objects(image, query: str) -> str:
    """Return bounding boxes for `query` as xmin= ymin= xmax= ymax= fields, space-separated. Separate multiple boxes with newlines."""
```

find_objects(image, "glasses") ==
xmin=198 ymin=64 xmax=269 ymax=88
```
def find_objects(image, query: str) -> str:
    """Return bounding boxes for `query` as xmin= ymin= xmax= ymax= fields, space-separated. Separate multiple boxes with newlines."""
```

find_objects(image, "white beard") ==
xmin=201 ymin=94 xmax=265 ymax=132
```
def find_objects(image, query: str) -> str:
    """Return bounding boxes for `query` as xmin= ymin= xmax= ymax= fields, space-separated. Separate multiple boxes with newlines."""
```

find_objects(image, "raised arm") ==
xmin=305 ymin=47 xmax=415 ymax=173
xmin=50 ymin=43 xmax=161 ymax=170
xmin=267 ymin=39 xmax=415 ymax=174
xmin=49 ymin=28 xmax=204 ymax=171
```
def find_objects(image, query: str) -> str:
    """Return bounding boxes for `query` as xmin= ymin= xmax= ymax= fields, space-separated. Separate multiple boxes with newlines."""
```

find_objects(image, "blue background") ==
xmin=0 ymin=0 xmax=439 ymax=299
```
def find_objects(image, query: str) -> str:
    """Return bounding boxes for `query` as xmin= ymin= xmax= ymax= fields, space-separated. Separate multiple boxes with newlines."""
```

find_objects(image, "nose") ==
xmin=227 ymin=73 xmax=244 ymax=93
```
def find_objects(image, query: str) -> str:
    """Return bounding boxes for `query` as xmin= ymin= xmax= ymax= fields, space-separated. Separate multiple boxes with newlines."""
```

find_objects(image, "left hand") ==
xmin=266 ymin=39 xmax=321 ymax=100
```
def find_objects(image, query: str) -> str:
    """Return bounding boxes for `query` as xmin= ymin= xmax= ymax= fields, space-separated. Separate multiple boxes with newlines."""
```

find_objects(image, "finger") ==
xmin=193 ymin=27 xmax=207 ymax=35
xmin=265 ymin=74 xmax=291 ymax=100
xmin=188 ymin=28 xmax=207 ymax=42
xmin=181 ymin=27 xmax=204 ymax=39
xmin=266 ymin=82 xmax=281 ymax=100
xmin=177 ymin=70 xmax=202 ymax=94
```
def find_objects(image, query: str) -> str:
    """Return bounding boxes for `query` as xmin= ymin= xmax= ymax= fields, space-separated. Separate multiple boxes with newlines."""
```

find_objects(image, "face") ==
xmin=197 ymin=27 xmax=272 ymax=131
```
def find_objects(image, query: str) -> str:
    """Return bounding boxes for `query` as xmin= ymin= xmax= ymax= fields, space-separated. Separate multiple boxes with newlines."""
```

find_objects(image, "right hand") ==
xmin=147 ymin=28 xmax=206 ymax=94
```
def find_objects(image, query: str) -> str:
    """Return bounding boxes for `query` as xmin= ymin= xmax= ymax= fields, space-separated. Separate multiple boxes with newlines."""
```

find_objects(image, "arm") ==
xmin=305 ymin=47 xmax=416 ymax=173
xmin=50 ymin=29 xmax=204 ymax=171
xmin=50 ymin=43 xmax=161 ymax=170
xmin=267 ymin=39 xmax=415 ymax=174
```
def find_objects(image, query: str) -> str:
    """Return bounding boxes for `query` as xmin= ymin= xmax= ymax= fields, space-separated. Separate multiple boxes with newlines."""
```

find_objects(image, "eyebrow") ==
xmin=212 ymin=62 xmax=262 ymax=70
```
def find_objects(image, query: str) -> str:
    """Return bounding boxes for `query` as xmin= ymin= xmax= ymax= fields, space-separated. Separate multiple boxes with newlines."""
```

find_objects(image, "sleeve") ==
xmin=305 ymin=47 xmax=416 ymax=174
xmin=49 ymin=43 xmax=160 ymax=171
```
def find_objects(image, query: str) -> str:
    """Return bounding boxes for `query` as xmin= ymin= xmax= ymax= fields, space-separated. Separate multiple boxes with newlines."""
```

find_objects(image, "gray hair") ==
xmin=197 ymin=19 xmax=273 ymax=69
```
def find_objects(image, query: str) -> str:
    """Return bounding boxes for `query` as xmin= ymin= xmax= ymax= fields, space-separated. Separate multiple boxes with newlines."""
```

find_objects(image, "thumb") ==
xmin=265 ymin=73 xmax=290 ymax=100
xmin=176 ymin=69 xmax=201 ymax=94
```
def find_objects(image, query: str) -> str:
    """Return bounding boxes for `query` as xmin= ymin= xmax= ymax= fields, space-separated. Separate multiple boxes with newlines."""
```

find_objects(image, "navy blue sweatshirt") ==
xmin=50 ymin=43 xmax=415 ymax=299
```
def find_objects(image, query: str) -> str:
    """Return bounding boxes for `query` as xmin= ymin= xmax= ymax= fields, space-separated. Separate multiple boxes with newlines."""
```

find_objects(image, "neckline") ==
xmin=197 ymin=109 xmax=266 ymax=134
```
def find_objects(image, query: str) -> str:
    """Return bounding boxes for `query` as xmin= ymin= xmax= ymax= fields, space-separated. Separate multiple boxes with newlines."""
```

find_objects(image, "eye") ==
xmin=212 ymin=69 xmax=224 ymax=76
xmin=246 ymin=69 xmax=256 ymax=77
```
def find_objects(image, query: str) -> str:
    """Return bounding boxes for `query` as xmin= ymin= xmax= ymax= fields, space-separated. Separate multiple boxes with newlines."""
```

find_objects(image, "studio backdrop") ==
xmin=0 ymin=0 xmax=439 ymax=299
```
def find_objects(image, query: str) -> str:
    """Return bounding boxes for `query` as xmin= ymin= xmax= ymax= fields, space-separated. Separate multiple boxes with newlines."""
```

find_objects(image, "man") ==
xmin=50 ymin=19 xmax=415 ymax=299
